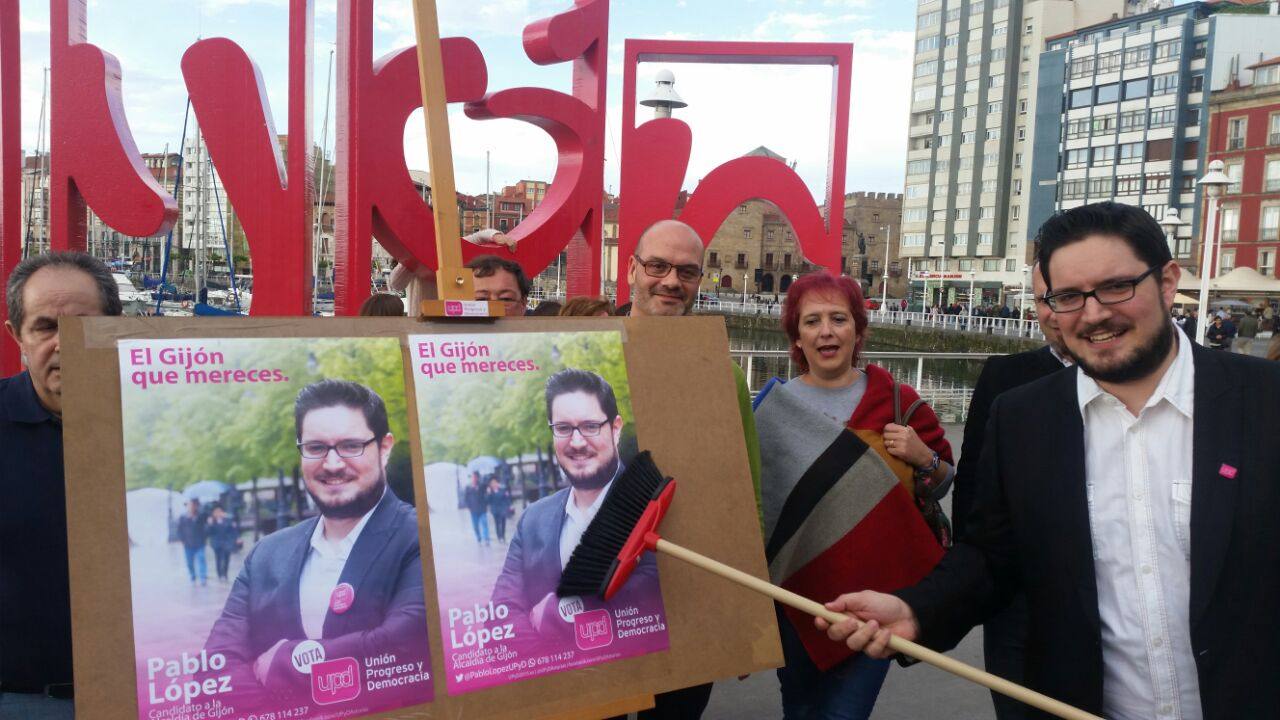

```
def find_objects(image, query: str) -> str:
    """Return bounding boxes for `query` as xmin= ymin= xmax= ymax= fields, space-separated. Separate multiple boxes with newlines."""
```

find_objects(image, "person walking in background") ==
xmin=1206 ymin=314 xmax=1234 ymax=350
xmin=1234 ymin=309 xmax=1258 ymax=354
xmin=207 ymin=504 xmax=239 ymax=582
xmin=486 ymin=477 xmax=512 ymax=543
xmin=177 ymin=499 xmax=208 ymax=586
xmin=754 ymin=272 xmax=953 ymax=720
xmin=464 ymin=472 xmax=490 ymax=545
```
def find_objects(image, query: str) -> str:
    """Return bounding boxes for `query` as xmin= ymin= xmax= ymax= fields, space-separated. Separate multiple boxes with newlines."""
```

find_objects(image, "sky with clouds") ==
xmin=16 ymin=0 xmax=917 ymax=201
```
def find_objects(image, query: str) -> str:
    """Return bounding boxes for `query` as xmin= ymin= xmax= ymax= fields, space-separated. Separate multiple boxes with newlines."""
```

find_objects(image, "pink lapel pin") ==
xmin=330 ymin=583 xmax=355 ymax=614
xmin=1218 ymin=464 xmax=1238 ymax=480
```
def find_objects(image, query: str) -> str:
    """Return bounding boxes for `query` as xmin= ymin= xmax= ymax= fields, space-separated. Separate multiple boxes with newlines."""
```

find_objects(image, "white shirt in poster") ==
xmin=298 ymin=493 xmax=382 ymax=639
xmin=559 ymin=479 xmax=614 ymax=571
xmin=1077 ymin=326 xmax=1200 ymax=720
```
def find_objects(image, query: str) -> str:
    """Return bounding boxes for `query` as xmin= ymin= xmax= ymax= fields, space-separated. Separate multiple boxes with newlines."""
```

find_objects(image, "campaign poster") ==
xmin=118 ymin=337 xmax=433 ymax=720
xmin=410 ymin=331 xmax=670 ymax=694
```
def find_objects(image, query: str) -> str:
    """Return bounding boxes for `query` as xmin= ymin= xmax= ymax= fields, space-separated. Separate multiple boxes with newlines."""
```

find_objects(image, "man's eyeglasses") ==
xmin=549 ymin=419 xmax=611 ymax=438
xmin=298 ymin=437 xmax=378 ymax=459
xmin=633 ymin=255 xmax=702 ymax=283
xmin=1043 ymin=266 xmax=1162 ymax=313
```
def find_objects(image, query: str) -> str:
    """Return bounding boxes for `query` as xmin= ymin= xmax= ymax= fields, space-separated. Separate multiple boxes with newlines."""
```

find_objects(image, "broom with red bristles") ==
xmin=557 ymin=451 xmax=1101 ymax=720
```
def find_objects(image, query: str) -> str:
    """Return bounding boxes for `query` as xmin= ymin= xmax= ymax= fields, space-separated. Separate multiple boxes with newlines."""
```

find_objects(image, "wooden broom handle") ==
xmin=653 ymin=538 xmax=1102 ymax=720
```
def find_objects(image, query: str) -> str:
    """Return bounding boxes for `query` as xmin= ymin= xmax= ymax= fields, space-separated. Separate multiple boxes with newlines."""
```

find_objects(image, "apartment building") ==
xmin=902 ymin=0 xmax=1130 ymax=307
xmin=1027 ymin=0 xmax=1280 ymax=271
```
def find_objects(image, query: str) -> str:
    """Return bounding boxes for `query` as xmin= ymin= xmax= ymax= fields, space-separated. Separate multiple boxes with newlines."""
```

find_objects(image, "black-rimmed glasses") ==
xmin=633 ymin=255 xmax=702 ymax=282
xmin=1044 ymin=266 xmax=1162 ymax=313
xmin=548 ymin=419 xmax=611 ymax=438
xmin=298 ymin=437 xmax=378 ymax=459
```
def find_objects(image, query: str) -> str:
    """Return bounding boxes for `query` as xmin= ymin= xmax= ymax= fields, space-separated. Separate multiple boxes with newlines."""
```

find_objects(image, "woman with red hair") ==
xmin=753 ymin=272 xmax=954 ymax=719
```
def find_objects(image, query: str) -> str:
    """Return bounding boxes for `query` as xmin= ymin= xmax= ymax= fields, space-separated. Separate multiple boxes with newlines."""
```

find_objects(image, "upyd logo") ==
xmin=573 ymin=609 xmax=614 ymax=651
xmin=311 ymin=657 xmax=361 ymax=705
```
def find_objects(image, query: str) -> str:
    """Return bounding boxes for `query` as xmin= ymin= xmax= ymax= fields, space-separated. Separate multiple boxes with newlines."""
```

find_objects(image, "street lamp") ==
xmin=880 ymin=224 xmax=892 ymax=311
xmin=1195 ymin=160 xmax=1232 ymax=344
xmin=742 ymin=273 xmax=748 ymax=304
xmin=1159 ymin=207 xmax=1188 ymax=259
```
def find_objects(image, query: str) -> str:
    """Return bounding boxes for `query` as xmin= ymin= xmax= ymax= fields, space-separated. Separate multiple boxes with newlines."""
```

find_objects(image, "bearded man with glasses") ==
xmin=204 ymin=379 xmax=427 ymax=702
xmin=820 ymin=202 xmax=1280 ymax=720
xmin=491 ymin=368 xmax=659 ymax=646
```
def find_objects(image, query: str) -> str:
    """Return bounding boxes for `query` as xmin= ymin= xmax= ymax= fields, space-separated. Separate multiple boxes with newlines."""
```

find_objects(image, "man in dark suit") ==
xmin=822 ymin=202 xmax=1280 ymax=719
xmin=492 ymin=368 xmax=656 ymax=645
xmin=952 ymin=263 xmax=1072 ymax=719
xmin=204 ymin=380 xmax=427 ymax=699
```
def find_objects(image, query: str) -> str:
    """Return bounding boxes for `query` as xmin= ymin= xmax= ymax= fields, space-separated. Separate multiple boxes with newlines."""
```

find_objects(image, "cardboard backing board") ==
xmin=60 ymin=315 xmax=781 ymax=720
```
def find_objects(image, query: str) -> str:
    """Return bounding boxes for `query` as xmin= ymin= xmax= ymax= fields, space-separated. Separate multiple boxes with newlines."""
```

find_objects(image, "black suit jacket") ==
xmin=897 ymin=344 xmax=1280 ymax=718
xmin=953 ymin=346 xmax=1067 ymax=539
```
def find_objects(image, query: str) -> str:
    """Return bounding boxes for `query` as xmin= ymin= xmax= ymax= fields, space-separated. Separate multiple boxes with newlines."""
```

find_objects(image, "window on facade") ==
xmin=1152 ymin=73 xmax=1178 ymax=96
xmin=1096 ymin=51 xmax=1121 ymax=74
xmin=1191 ymin=38 xmax=1207 ymax=60
xmin=915 ymin=60 xmax=939 ymax=77
xmin=1070 ymin=87 xmax=1094 ymax=108
xmin=967 ymin=50 xmax=983 ymax=66
xmin=959 ymin=156 xmax=974 ymax=169
xmin=1089 ymin=177 xmax=1114 ymax=196
xmin=987 ymin=153 xmax=1001 ymax=167
xmin=958 ymin=259 xmax=974 ymax=271
xmin=986 ymin=128 xmax=1001 ymax=141
xmin=942 ymin=83 xmax=956 ymax=97
xmin=993 ymin=22 xmax=1007 ymax=36
xmin=1071 ymin=56 xmax=1095 ymax=78
xmin=1149 ymin=107 xmax=1176 ymax=129
xmin=952 ymin=233 xmax=969 ymax=249
xmin=1116 ymin=175 xmax=1143 ymax=194
xmin=1265 ymin=159 xmax=1280 ymax=191
xmin=913 ymin=86 xmax=935 ymax=103
xmin=743 ymin=227 xmax=752 ymax=239
xmin=1227 ymin=118 xmax=1247 ymax=150
xmin=1222 ymin=207 xmax=1240 ymax=242
xmin=989 ymin=74 xmax=1005 ymax=88
xmin=1225 ymin=162 xmax=1243 ymax=194
xmin=1118 ymin=142 xmax=1143 ymax=163
xmin=737 ymin=204 xmax=747 ymax=214
xmin=1260 ymin=206 xmax=1280 ymax=241
xmin=982 ymin=179 xmax=999 ymax=193
xmin=1092 ymin=115 xmax=1116 ymax=134
xmin=708 ymin=251 xmax=718 ymax=266
xmin=933 ymin=209 xmax=948 ymax=221
xmin=1260 ymin=249 xmax=1276 ymax=278
xmin=947 ymin=6 xmax=962 ymax=21
xmin=956 ymin=182 xmax=973 ymax=196
xmin=917 ymin=35 xmax=940 ymax=53
xmin=1095 ymin=83 xmax=1120 ymax=104
xmin=1066 ymin=149 xmax=1088 ymax=168
xmin=1220 ymin=250 xmax=1235 ymax=272
xmin=1068 ymin=118 xmax=1091 ymax=138
xmin=987 ymin=100 xmax=1003 ymax=115
xmin=735 ymin=252 xmax=747 ymax=267
xmin=1188 ymin=74 xmax=1204 ymax=93
xmin=1124 ymin=46 xmax=1150 ymax=67
xmin=1185 ymin=139 xmax=1199 ymax=158
xmin=1259 ymin=66 xmax=1280 ymax=86
xmin=1019 ymin=98 xmax=1028 ymax=114
xmin=990 ymin=47 xmax=1007 ymax=62
xmin=1145 ymin=138 xmax=1173 ymax=161
xmin=902 ymin=233 xmax=926 ymax=247
xmin=906 ymin=183 xmax=928 ymax=199
xmin=979 ymin=206 xmax=994 ymax=219
xmin=1012 ymin=203 xmax=1021 ymax=218
xmin=937 ymin=134 xmax=951 ymax=148
xmin=1118 ymin=109 xmax=1143 ymax=132
xmin=983 ymin=258 xmax=1000 ymax=271
xmin=919 ymin=10 xmax=941 ymax=27
xmin=956 ymin=208 xmax=971 ymax=220
xmin=904 ymin=208 xmax=927 ymax=222
xmin=1061 ymin=180 xmax=1087 ymax=199
xmin=1123 ymin=77 xmax=1149 ymax=100
xmin=945 ymin=33 xmax=959 ymax=47
xmin=907 ymin=159 xmax=931 ymax=175
xmin=961 ymin=131 xmax=975 ymax=144
xmin=1154 ymin=39 xmax=1181 ymax=62
xmin=766 ymin=229 xmax=776 ymax=240
xmin=1092 ymin=145 xmax=1116 ymax=166
xmin=1013 ymin=179 xmax=1023 ymax=197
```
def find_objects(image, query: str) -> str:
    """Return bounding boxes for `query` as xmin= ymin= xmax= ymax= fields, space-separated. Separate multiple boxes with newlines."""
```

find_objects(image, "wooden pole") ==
xmin=409 ymin=0 xmax=472 ymax=302
xmin=653 ymin=538 xmax=1103 ymax=720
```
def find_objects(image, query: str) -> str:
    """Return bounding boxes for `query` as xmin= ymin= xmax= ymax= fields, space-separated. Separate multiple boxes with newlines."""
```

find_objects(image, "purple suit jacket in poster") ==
xmin=203 ymin=491 xmax=427 ymax=701
xmin=490 ymin=475 xmax=660 ymax=648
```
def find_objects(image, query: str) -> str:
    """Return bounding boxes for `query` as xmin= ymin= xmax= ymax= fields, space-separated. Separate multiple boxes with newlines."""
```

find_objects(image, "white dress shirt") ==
xmin=1077 ymin=326 xmax=1201 ymax=720
xmin=297 ymin=493 xmax=382 ymax=639
xmin=559 ymin=479 xmax=613 ymax=571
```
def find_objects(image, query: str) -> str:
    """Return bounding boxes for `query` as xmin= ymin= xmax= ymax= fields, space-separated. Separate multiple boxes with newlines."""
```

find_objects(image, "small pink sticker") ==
xmin=444 ymin=301 xmax=464 ymax=317
xmin=1219 ymin=464 xmax=1238 ymax=479
xmin=330 ymin=583 xmax=355 ymax=614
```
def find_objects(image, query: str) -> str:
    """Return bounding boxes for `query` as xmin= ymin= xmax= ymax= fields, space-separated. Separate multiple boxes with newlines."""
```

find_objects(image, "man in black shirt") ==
xmin=1 ymin=252 xmax=121 ymax=718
